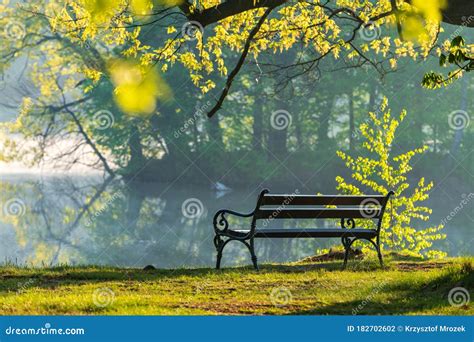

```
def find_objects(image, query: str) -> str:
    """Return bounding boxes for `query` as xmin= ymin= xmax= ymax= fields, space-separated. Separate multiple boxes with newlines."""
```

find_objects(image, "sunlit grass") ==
xmin=0 ymin=256 xmax=472 ymax=315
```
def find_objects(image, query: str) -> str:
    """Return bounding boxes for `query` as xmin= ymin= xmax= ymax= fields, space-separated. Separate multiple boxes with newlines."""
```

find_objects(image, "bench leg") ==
xmin=214 ymin=236 xmax=259 ymax=271
xmin=214 ymin=235 xmax=225 ymax=270
xmin=342 ymin=237 xmax=352 ymax=269
xmin=215 ymin=238 xmax=238 ymax=270
xmin=242 ymin=239 xmax=259 ymax=271
xmin=367 ymin=238 xmax=384 ymax=268
xmin=375 ymin=243 xmax=384 ymax=268
xmin=216 ymin=248 xmax=223 ymax=270
xmin=249 ymin=239 xmax=259 ymax=271
xmin=343 ymin=249 xmax=349 ymax=269
xmin=342 ymin=237 xmax=384 ymax=269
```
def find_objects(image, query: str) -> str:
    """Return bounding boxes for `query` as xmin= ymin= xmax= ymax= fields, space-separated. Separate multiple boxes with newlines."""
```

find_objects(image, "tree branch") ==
xmin=187 ymin=0 xmax=285 ymax=27
xmin=207 ymin=7 xmax=273 ymax=118
xmin=54 ymin=83 xmax=115 ymax=176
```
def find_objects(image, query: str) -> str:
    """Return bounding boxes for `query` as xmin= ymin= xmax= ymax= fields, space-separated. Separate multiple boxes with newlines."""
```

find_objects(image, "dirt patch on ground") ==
xmin=180 ymin=301 xmax=302 ymax=315
xmin=299 ymin=248 xmax=363 ymax=263
xmin=395 ymin=262 xmax=453 ymax=271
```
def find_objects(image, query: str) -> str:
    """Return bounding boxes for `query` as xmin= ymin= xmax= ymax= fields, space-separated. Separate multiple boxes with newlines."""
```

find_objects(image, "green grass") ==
xmin=0 ymin=255 xmax=472 ymax=315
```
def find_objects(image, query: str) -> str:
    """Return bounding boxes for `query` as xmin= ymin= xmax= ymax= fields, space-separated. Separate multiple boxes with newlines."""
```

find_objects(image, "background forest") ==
xmin=0 ymin=0 xmax=472 ymax=268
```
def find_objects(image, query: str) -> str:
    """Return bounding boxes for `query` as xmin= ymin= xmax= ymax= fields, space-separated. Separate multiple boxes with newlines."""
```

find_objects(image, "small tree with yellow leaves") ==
xmin=336 ymin=98 xmax=446 ymax=258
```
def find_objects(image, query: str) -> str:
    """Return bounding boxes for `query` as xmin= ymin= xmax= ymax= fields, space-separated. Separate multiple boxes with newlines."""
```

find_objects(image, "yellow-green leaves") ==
xmin=44 ymin=0 xmax=447 ymax=111
xmin=83 ymin=0 xmax=121 ymax=24
xmin=130 ymin=0 xmax=152 ymax=15
xmin=400 ymin=0 xmax=446 ymax=43
xmin=335 ymin=98 xmax=446 ymax=258
xmin=412 ymin=0 xmax=446 ymax=22
xmin=109 ymin=60 xmax=171 ymax=115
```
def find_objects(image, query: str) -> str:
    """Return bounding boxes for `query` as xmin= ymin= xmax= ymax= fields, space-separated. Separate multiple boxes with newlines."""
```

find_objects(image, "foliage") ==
xmin=109 ymin=59 xmax=172 ymax=115
xmin=423 ymin=35 xmax=474 ymax=89
xmin=335 ymin=98 xmax=446 ymax=258
xmin=0 ymin=0 xmax=446 ymax=114
xmin=0 ymin=0 xmax=471 ymax=187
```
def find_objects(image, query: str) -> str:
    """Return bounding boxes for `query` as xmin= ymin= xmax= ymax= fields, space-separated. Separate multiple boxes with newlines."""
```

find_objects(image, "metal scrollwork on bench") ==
xmin=213 ymin=210 xmax=229 ymax=233
xmin=213 ymin=234 xmax=223 ymax=249
xmin=340 ymin=218 xmax=355 ymax=229
xmin=213 ymin=208 xmax=257 ymax=270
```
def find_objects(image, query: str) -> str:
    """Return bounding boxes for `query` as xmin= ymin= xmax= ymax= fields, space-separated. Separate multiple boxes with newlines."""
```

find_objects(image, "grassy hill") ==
xmin=0 ymin=255 xmax=472 ymax=315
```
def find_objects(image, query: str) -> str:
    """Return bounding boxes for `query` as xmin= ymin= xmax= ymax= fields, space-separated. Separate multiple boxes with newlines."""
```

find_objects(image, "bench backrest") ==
xmin=252 ymin=189 xmax=393 ymax=231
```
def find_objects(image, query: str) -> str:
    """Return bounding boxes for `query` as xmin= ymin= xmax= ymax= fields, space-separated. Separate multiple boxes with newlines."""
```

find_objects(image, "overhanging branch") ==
xmin=207 ymin=7 xmax=273 ymax=118
xmin=186 ymin=0 xmax=286 ymax=27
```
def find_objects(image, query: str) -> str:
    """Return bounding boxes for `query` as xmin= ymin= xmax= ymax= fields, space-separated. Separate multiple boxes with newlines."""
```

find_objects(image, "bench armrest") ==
xmin=213 ymin=209 xmax=254 ymax=234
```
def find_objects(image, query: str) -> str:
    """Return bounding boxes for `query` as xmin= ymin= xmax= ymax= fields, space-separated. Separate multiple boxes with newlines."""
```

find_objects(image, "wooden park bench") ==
xmin=213 ymin=189 xmax=393 ymax=270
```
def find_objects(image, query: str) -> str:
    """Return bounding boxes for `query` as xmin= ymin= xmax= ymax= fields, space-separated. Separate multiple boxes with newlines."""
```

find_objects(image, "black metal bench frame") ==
xmin=213 ymin=189 xmax=393 ymax=270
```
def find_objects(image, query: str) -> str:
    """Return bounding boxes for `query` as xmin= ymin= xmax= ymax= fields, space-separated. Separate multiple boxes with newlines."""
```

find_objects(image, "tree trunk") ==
xmin=267 ymin=119 xmax=288 ymax=156
xmin=252 ymin=95 xmax=264 ymax=151
xmin=450 ymin=77 xmax=468 ymax=155
xmin=267 ymin=96 xmax=290 ymax=156
xmin=207 ymin=114 xmax=223 ymax=146
xmin=128 ymin=124 xmax=146 ymax=171
xmin=368 ymin=82 xmax=378 ymax=113
xmin=192 ymin=115 xmax=200 ymax=154
xmin=294 ymin=109 xmax=302 ymax=149
xmin=317 ymin=95 xmax=334 ymax=149
xmin=349 ymin=91 xmax=355 ymax=152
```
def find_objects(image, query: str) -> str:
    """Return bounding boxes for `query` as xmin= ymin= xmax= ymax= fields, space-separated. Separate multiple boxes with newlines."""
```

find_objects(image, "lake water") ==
xmin=0 ymin=174 xmax=472 ymax=268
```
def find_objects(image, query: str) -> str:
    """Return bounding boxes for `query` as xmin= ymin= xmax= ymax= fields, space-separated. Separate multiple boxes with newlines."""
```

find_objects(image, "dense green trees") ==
xmin=0 ymin=1 xmax=471 ymax=188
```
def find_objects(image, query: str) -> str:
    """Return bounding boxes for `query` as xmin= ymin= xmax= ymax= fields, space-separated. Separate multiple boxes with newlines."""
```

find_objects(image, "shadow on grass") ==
xmin=291 ymin=262 xmax=474 ymax=315
xmin=0 ymin=258 xmax=384 ymax=291
xmin=0 ymin=258 xmax=471 ymax=296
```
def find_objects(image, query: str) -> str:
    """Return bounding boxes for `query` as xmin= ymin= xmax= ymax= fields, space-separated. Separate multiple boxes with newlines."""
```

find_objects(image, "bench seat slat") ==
xmin=234 ymin=228 xmax=377 ymax=238
xmin=255 ymin=208 xmax=381 ymax=219
xmin=262 ymin=194 xmax=386 ymax=206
